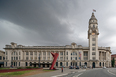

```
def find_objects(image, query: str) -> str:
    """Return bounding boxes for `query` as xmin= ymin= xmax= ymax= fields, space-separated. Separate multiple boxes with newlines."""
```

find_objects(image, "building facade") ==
xmin=4 ymin=13 xmax=111 ymax=68
xmin=111 ymin=54 xmax=116 ymax=67
xmin=0 ymin=50 xmax=5 ymax=67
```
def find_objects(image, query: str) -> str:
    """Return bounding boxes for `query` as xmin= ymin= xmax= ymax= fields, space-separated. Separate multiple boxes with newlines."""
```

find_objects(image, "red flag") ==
xmin=93 ymin=9 xmax=96 ymax=12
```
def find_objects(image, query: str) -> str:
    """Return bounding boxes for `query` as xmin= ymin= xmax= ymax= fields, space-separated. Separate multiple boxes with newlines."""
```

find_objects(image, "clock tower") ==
xmin=88 ymin=13 xmax=99 ymax=60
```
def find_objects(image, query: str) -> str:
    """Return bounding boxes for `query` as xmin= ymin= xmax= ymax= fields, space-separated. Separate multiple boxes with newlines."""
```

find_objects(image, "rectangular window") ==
xmin=26 ymin=57 xmax=28 ymax=60
xmin=60 ymin=52 xmax=63 ymax=55
xmin=71 ymin=57 xmax=72 ymax=60
xmin=30 ymin=52 xmax=33 ymax=55
xmin=92 ymin=52 xmax=96 ymax=55
xmin=30 ymin=57 xmax=33 ymax=60
xmin=92 ymin=47 xmax=95 ymax=51
xmin=35 ymin=52 xmax=37 ymax=55
xmin=19 ymin=56 xmax=20 ymax=60
xmin=26 ymin=52 xmax=28 ymax=55
xmin=16 ymin=57 xmax=18 ymax=60
xmin=6 ymin=51 xmax=7 ymax=55
xmin=60 ymin=57 xmax=63 ymax=60
xmin=48 ymin=52 xmax=50 ymax=55
xmin=35 ymin=57 xmax=37 ymax=60
xmin=66 ymin=62 xmax=68 ymax=66
xmin=84 ymin=57 xmax=88 ymax=60
xmin=67 ymin=52 xmax=68 ymax=55
xmin=92 ymin=38 xmax=95 ymax=41
xmin=14 ymin=57 xmax=15 ymax=60
xmin=75 ymin=57 xmax=77 ymax=60
xmin=92 ymin=43 xmax=95 ymax=46
xmin=6 ymin=56 xmax=7 ymax=60
xmin=11 ymin=57 xmax=13 ymax=60
xmin=43 ymin=52 xmax=46 ymax=55
xmin=92 ymin=57 xmax=95 ymax=60
xmin=84 ymin=52 xmax=88 ymax=56
xmin=19 ymin=52 xmax=20 ymax=55
xmin=43 ymin=57 xmax=46 ymax=60
xmin=0 ymin=56 xmax=2 ymax=60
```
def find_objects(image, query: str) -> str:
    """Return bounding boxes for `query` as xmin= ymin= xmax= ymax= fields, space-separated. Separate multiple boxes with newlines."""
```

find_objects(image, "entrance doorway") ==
xmin=92 ymin=62 xmax=95 ymax=68
xmin=84 ymin=62 xmax=87 ymax=66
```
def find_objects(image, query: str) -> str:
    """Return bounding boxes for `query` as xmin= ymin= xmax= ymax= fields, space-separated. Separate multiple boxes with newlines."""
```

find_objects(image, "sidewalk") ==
xmin=27 ymin=68 xmax=86 ymax=77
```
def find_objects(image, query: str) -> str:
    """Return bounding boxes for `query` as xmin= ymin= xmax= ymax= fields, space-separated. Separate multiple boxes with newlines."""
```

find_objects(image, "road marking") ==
xmin=78 ymin=69 xmax=86 ymax=72
xmin=76 ymin=73 xmax=83 ymax=77
xmin=51 ymin=73 xmax=68 ymax=77
xmin=107 ymin=70 xmax=116 ymax=76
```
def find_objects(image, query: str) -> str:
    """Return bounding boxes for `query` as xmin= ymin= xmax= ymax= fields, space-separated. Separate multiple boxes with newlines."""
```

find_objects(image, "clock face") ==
xmin=92 ymin=33 xmax=95 ymax=35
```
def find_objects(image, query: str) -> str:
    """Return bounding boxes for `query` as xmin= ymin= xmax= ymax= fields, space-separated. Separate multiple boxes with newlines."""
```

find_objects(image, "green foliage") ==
xmin=0 ymin=70 xmax=33 ymax=76
xmin=111 ymin=58 xmax=115 ymax=67
xmin=26 ymin=67 xmax=32 ymax=69
xmin=17 ymin=67 xmax=23 ymax=69
xmin=0 ymin=68 xmax=10 ymax=70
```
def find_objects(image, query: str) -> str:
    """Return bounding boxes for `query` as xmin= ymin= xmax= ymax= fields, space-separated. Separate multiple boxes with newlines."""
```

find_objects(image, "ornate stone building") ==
xmin=0 ymin=50 xmax=5 ymax=67
xmin=4 ymin=13 xmax=111 ymax=68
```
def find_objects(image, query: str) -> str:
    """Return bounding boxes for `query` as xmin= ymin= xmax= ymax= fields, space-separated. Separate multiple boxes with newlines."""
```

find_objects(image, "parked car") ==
xmin=69 ymin=66 xmax=74 ymax=69
xmin=75 ymin=66 xmax=79 ymax=69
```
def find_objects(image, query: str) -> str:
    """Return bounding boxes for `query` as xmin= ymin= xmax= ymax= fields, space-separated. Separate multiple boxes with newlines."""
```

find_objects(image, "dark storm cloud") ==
xmin=0 ymin=0 xmax=116 ymax=54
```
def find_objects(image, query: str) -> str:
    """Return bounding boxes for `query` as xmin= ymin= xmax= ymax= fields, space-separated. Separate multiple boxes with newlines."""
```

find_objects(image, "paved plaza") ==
xmin=26 ymin=68 xmax=116 ymax=77
xmin=27 ymin=68 xmax=86 ymax=77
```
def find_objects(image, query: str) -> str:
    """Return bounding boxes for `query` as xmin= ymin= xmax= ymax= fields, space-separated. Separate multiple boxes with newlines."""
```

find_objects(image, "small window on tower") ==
xmin=92 ymin=38 xmax=95 ymax=41
xmin=93 ymin=25 xmax=95 ymax=28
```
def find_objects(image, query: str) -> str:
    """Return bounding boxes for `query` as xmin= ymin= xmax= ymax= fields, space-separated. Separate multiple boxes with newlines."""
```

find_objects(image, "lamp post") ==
xmin=39 ymin=54 xmax=40 ymax=68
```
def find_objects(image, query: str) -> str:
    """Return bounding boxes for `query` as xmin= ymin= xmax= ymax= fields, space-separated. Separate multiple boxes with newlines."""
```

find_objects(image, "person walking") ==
xmin=61 ymin=67 xmax=63 ymax=73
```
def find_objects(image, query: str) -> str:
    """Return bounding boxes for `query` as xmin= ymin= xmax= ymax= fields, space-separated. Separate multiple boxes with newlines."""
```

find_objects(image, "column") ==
xmin=63 ymin=51 xmax=64 ymax=60
xmin=59 ymin=51 xmax=60 ymax=60
xmin=41 ymin=51 xmax=43 ymax=60
xmin=101 ymin=51 xmax=102 ymax=61
xmin=50 ymin=51 xmax=51 ymax=60
xmin=37 ymin=51 xmax=38 ymax=60
xmin=25 ymin=51 xmax=26 ymax=60
xmin=33 ymin=51 xmax=34 ymax=60
xmin=46 ymin=51 xmax=47 ymax=60
xmin=29 ymin=51 xmax=30 ymax=60
xmin=81 ymin=51 xmax=83 ymax=60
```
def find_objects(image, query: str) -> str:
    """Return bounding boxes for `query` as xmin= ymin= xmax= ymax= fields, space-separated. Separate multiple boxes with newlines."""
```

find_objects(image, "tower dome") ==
xmin=89 ymin=13 xmax=98 ymax=25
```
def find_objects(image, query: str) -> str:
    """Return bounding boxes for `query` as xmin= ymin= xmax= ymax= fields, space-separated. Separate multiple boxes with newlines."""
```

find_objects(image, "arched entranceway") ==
xmin=56 ymin=62 xmax=58 ymax=67
xmin=43 ymin=62 xmax=45 ymax=67
xmin=92 ymin=62 xmax=95 ymax=68
xmin=34 ymin=62 xmax=36 ymax=67
xmin=60 ymin=62 xmax=62 ymax=66
xmin=99 ymin=62 xmax=101 ymax=67
xmin=103 ymin=62 xmax=104 ymax=66
xmin=84 ymin=62 xmax=87 ymax=66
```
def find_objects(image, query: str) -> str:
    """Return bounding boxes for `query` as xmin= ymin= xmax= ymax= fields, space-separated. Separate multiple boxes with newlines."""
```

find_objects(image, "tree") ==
xmin=111 ymin=58 xmax=115 ymax=67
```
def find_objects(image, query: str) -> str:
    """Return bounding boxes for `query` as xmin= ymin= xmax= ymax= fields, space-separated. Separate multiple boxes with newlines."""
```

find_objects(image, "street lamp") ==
xmin=38 ymin=54 xmax=40 ymax=68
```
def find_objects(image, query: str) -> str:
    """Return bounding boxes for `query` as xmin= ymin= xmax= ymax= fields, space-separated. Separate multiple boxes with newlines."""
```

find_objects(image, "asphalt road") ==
xmin=61 ymin=68 xmax=116 ymax=77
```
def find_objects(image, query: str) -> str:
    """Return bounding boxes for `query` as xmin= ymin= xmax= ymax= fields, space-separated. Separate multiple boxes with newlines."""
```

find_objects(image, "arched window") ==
xmin=60 ymin=62 xmax=62 ymax=66
xmin=19 ymin=62 xmax=20 ymax=66
xmin=16 ymin=52 xmax=18 ymax=55
xmin=25 ymin=62 xmax=28 ymax=66
xmin=11 ymin=52 xmax=13 ymax=55
xmin=66 ymin=62 xmax=68 ymax=66
xmin=71 ymin=53 xmax=72 ymax=55
xmin=19 ymin=52 xmax=20 ymax=55
xmin=30 ymin=62 xmax=32 ymax=66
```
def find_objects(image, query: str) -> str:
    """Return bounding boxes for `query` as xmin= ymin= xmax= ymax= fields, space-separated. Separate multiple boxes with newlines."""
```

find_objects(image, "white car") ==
xmin=103 ymin=66 xmax=106 ymax=69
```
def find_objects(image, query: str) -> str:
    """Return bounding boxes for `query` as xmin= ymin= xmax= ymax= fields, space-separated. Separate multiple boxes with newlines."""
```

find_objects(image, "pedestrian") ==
xmin=61 ymin=67 xmax=63 ymax=73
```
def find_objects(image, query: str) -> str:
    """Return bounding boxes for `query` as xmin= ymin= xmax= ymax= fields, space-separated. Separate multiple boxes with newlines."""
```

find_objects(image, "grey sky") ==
xmin=0 ymin=0 xmax=116 ymax=54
